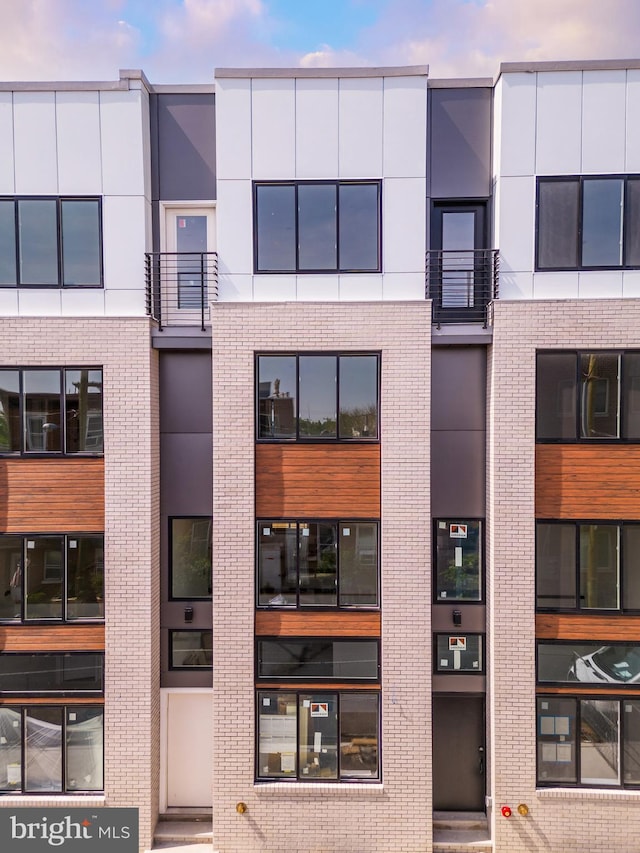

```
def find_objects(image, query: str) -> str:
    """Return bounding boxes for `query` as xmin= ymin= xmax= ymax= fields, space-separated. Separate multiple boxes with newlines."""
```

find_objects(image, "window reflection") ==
xmin=24 ymin=370 xmax=61 ymax=452
xmin=257 ymin=356 xmax=297 ymax=439
xmin=299 ymin=357 xmax=337 ymax=438
xmin=435 ymin=520 xmax=482 ymax=601
xmin=170 ymin=518 xmax=212 ymax=599
xmin=0 ymin=370 xmax=20 ymax=452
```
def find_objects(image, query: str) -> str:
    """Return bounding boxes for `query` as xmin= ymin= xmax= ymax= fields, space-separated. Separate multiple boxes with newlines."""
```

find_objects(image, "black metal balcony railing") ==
xmin=425 ymin=249 xmax=499 ymax=327
xmin=145 ymin=252 xmax=218 ymax=331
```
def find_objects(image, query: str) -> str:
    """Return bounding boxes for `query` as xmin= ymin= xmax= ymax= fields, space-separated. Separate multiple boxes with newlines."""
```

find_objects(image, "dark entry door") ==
xmin=433 ymin=696 xmax=485 ymax=811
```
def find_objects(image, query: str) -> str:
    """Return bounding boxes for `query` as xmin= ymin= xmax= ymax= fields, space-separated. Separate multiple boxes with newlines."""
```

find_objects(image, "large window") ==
xmin=537 ymin=696 xmax=640 ymax=788
xmin=170 ymin=518 xmax=212 ymax=599
xmin=434 ymin=634 xmax=484 ymax=673
xmin=536 ymin=351 xmax=640 ymax=441
xmin=0 ymin=653 xmax=104 ymax=695
xmin=257 ymin=354 xmax=379 ymax=441
xmin=169 ymin=630 xmax=213 ymax=669
xmin=257 ymin=691 xmax=379 ymax=782
xmin=254 ymin=182 xmax=381 ymax=273
xmin=257 ymin=520 xmax=378 ymax=608
xmin=257 ymin=639 xmax=379 ymax=681
xmin=434 ymin=520 xmax=483 ymax=602
xmin=0 ymin=705 xmax=103 ymax=793
xmin=536 ymin=521 xmax=640 ymax=611
xmin=538 ymin=642 xmax=640 ymax=686
xmin=537 ymin=176 xmax=640 ymax=270
xmin=0 ymin=367 xmax=103 ymax=454
xmin=0 ymin=197 xmax=102 ymax=287
xmin=0 ymin=534 xmax=104 ymax=622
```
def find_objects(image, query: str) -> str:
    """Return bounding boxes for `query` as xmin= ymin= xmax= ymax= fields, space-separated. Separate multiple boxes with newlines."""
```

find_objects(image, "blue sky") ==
xmin=1 ymin=0 xmax=640 ymax=82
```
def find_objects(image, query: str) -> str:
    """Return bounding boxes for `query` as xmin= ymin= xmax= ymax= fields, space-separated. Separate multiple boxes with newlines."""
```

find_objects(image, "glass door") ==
xmin=163 ymin=207 xmax=216 ymax=324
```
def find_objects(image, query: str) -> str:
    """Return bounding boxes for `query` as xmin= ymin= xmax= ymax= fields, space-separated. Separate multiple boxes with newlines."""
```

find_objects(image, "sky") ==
xmin=1 ymin=0 xmax=640 ymax=83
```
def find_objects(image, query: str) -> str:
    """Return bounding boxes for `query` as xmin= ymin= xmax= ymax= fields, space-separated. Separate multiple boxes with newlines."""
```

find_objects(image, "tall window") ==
xmin=536 ymin=351 xmax=640 ymax=441
xmin=170 ymin=518 xmax=212 ymax=599
xmin=254 ymin=182 xmax=381 ymax=273
xmin=257 ymin=691 xmax=380 ymax=781
xmin=0 ymin=367 xmax=103 ymax=455
xmin=0 ymin=197 xmax=102 ymax=286
xmin=434 ymin=520 xmax=483 ymax=602
xmin=0 ymin=706 xmax=103 ymax=793
xmin=0 ymin=534 xmax=104 ymax=622
xmin=257 ymin=354 xmax=379 ymax=441
xmin=0 ymin=653 xmax=104 ymax=695
xmin=257 ymin=520 xmax=378 ymax=608
xmin=537 ymin=176 xmax=640 ymax=270
xmin=257 ymin=639 xmax=379 ymax=681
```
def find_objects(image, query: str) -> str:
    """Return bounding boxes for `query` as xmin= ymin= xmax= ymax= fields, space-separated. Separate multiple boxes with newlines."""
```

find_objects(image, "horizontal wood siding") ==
xmin=537 ymin=686 xmax=640 ymax=697
xmin=255 ymin=610 xmax=381 ymax=637
xmin=0 ymin=624 xmax=105 ymax=651
xmin=537 ymin=446 xmax=640 ymax=519
xmin=257 ymin=682 xmax=380 ymax=691
xmin=0 ymin=697 xmax=104 ymax=705
xmin=256 ymin=444 xmax=380 ymax=517
xmin=536 ymin=613 xmax=640 ymax=642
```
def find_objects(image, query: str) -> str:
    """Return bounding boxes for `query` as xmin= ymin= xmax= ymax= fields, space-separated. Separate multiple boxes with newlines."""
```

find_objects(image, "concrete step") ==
xmin=153 ymin=820 xmax=214 ymax=846
xmin=434 ymin=811 xmax=489 ymax=831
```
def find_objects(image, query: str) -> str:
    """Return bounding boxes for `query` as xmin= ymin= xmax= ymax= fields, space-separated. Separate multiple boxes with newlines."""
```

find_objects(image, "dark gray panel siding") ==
xmin=431 ymin=430 xmax=485 ymax=517
xmin=155 ymin=93 xmax=216 ymax=201
xmin=159 ymin=350 xmax=213 ymax=434
xmin=429 ymin=88 xmax=492 ymax=199
xmin=431 ymin=346 xmax=486 ymax=431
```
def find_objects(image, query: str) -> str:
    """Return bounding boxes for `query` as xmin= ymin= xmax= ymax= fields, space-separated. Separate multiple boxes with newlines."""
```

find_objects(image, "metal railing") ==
xmin=425 ymin=249 xmax=499 ymax=327
xmin=145 ymin=252 xmax=218 ymax=331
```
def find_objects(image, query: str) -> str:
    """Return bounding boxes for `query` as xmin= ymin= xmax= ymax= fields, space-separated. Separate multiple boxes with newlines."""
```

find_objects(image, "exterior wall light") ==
xmin=236 ymin=802 xmax=247 ymax=814
xmin=452 ymin=609 xmax=462 ymax=627
xmin=517 ymin=803 xmax=529 ymax=816
xmin=184 ymin=606 xmax=194 ymax=623
xmin=501 ymin=806 xmax=512 ymax=818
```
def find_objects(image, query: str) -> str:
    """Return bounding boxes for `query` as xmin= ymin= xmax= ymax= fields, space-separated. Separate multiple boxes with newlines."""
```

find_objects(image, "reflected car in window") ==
xmin=569 ymin=645 xmax=640 ymax=684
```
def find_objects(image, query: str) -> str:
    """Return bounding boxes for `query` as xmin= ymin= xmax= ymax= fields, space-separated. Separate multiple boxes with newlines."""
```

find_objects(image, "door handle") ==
xmin=478 ymin=746 xmax=484 ymax=774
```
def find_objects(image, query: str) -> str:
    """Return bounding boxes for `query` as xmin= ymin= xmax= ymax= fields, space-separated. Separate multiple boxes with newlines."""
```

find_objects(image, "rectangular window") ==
xmin=0 ymin=367 xmax=103 ymax=455
xmin=0 ymin=197 xmax=102 ymax=287
xmin=538 ymin=642 xmax=640 ymax=686
xmin=0 ymin=705 xmax=103 ymax=793
xmin=170 ymin=518 xmax=212 ymax=599
xmin=536 ymin=521 xmax=640 ymax=612
xmin=536 ymin=351 xmax=640 ymax=442
xmin=257 ymin=354 xmax=379 ymax=442
xmin=434 ymin=520 xmax=482 ymax=602
xmin=257 ymin=639 xmax=379 ymax=681
xmin=257 ymin=520 xmax=379 ymax=608
xmin=0 ymin=534 xmax=104 ymax=623
xmin=0 ymin=653 xmax=104 ymax=695
xmin=169 ymin=630 xmax=213 ymax=669
xmin=536 ymin=176 xmax=639 ymax=270
xmin=257 ymin=691 xmax=379 ymax=781
xmin=254 ymin=182 xmax=381 ymax=273
xmin=435 ymin=634 xmax=484 ymax=673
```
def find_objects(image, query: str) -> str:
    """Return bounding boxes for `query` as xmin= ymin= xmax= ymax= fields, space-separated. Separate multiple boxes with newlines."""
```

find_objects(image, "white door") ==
xmin=166 ymin=692 xmax=212 ymax=808
xmin=162 ymin=207 xmax=216 ymax=325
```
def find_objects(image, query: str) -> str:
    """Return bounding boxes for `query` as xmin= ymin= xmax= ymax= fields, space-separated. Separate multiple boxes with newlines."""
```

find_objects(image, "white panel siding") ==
xmin=623 ymin=270 xmax=640 ymax=297
xmin=253 ymin=275 xmax=297 ymax=301
xmin=383 ymin=76 xmax=427 ymax=178
xmin=498 ymin=73 xmax=536 ymax=177
xmin=532 ymin=271 xmax=579 ymax=298
xmin=383 ymin=177 xmax=426 ymax=273
xmin=497 ymin=176 xmax=535 ymax=274
xmin=535 ymin=71 xmax=582 ymax=174
xmin=100 ymin=90 xmax=145 ymax=196
xmin=216 ymin=273 xmax=254 ymax=301
xmin=498 ymin=271 xmax=534 ymax=300
xmin=17 ymin=288 xmax=62 ymax=315
xmin=14 ymin=92 xmax=58 ymax=194
xmin=60 ymin=288 xmax=106 ymax=315
xmin=339 ymin=274 xmax=383 ymax=300
xmin=215 ymin=179 xmax=253 ymax=276
xmin=56 ymin=91 xmax=102 ymax=194
xmin=251 ymin=79 xmax=296 ymax=179
xmin=295 ymin=78 xmax=339 ymax=178
xmin=382 ymin=271 xmax=426 ymax=301
xmin=0 ymin=289 xmax=19 ymax=315
xmin=581 ymin=70 xmax=626 ymax=174
xmin=102 ymin=195 xmax=147 ymax=295
xmin=0 ymin=93 xmax=15 ymax=193
xmin=578 ymin=270 xmax=623 ymax=298
xmin=625 ymin=71 xmax=640 ymax=172
xmin=339 ymin=78 xmax=383 ymax=178
xmin=296 ymin=274 xmax=340 ymax=301
xmin=215 ymin=78 xmax=252 ymax=180
xmin=104 ymin=288 xmax=147 ymax=315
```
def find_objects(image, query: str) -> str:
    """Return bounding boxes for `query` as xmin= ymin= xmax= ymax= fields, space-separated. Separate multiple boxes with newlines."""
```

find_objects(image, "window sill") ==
xmin=537 ymin=787 xmax=640 ymax=801
xmin=0 ymin=793 xmax=105 ymax=803
xmin=254 ymin=782 xmax=383 ymax=794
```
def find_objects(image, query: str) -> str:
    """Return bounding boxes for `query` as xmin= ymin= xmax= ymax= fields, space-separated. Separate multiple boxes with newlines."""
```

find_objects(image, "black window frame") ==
xmin=256 ymin=518 xmax=380 ymax=610
xmin=537 ymin=640 xmax=640 ymax=687
xmin=255 ymin=689 xmax=381 ymax=783
xmin=0 ymin=652 xmax=104 ymax=697
xmin=0 ymin=704 xmax=104 ymax=794
xmin=0 ymin=366 xmax=104 ymax=456
xmin=168 ymin=516 xmax=213 ymax=601
xmin=536 ymin=175 xmax=640 ymax=271
xmin=0 ymin=196 xmax=103 ymax=287
xmin=535 ymin=350 xmax=640 ymax=443
xmin=169 ymin=629 xmax=213 ymax=670
xmin=256 ymin=353 xmax=380 ymax=443
xmin=253 ymin=181 xmax=382 ymax=274
xmin=433 ymin=633 xmax=485 ymax=674
xmin=433 ymin=518 xmax=485 ymax=604
xmin=0 ymin=533 xmax=104 ymax=624
xmin=536 ymin=694 xmax=640 ymax=789
xmin=256 ymin=637 xmax=381 ymax=683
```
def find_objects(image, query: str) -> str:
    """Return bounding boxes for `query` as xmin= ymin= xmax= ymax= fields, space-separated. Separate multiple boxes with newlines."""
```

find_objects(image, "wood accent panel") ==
xmin=257 ymin=683 xmax=380 ymax=691
xmin=0 ymin=697 xmax=104 ymax=705
xmin=0 ymin=625 xmax=105 ymax=652
xmin=537 ymin=685 xmax=640 ymax=697
xmin=0 ymin=458 xmax=104 ymax=531
xmin=536 ymin=613 xmax=640 ymax=642
xmin=256 ymin=444 xmax=380 ymax=517
xmin=537 ymin=445 xmax=640 ymax=519
xmin=255 ymin=610 xmax=381 ymax=637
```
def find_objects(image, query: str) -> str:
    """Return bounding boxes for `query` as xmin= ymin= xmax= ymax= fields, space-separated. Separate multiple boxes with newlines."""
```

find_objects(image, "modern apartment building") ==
xmin=1 ymin=58 xmax=640 ymax=853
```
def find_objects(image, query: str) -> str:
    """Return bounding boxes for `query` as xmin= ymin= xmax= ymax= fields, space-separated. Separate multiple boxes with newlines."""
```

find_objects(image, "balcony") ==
xmin=425 ymin=249 xmax=499 ymax=327
xmin=145 ymin=252 xmax=218 ymax=331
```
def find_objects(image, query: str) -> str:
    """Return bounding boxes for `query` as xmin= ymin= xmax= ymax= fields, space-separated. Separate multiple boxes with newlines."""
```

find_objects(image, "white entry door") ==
xmin=162 ymin=207 xmax=216 ymax=325
xmin=166 ymin=692 xmax=212 ymax=808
